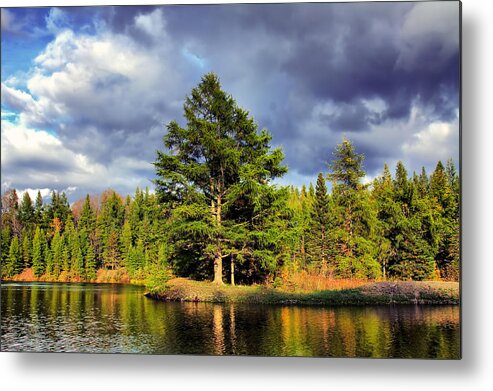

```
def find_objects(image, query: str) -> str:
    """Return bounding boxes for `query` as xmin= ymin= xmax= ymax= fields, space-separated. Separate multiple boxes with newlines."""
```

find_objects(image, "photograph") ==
xmin=1 ymin=1 xmax=460 ymax=358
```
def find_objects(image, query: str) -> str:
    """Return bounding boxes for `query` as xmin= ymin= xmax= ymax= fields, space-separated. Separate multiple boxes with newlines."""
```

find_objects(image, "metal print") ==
xmin=0 ymin=1 xmax=461 ymax=358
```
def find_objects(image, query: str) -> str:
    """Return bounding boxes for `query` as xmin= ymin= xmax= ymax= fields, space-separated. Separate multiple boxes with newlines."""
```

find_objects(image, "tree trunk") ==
xmin=214 ymin=251 xmax=223 ymax=284
xmin=230 ymin=254 xmax=235 ymax=286
xmin=213 ymin=192 xmax=223 ymax=284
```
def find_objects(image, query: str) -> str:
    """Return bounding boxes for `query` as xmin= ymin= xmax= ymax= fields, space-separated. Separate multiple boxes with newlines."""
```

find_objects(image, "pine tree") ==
xmin=154 ymin=73 xmax=286 ymax=284
xmin=85 ymin=244 xmax=97 ymax=281
xmin=417 ymin=167 xmax=429 ymax=198
xmin=51 ymin=229 xmax=63 ymax=278
xmin=71 ymin=244 xmax=84 ymax=277
xmin=372 ymin=163 xmax=397 ymax=279
xmin=431 ymin=160 xmax=459 ymax=279
xmin=42 ymin=232 xmax=52 ymax=276
xmin=32 ymin=227 xmax=44 ymax=277
xmin=327 ymin=138 xmax=379 ymax=279
xmin=307 ymin=173 xmax=331 ymax=272
xmin=22 ymin=232 xmax=31 ymax=269
xmin=34 ymin=191 xmax=44 ymax=226
xmin=103 ymin=230 xmax=120 ymax=270
xmin=387 ymin=162 xmax=437 ymax=280
xmin=5 ymin=236 xmax=22 ymax=277
xmin=18 ymin=192 xmax=35 ymax=230
xmin=121 ymin=220 xmax=133 ymax=259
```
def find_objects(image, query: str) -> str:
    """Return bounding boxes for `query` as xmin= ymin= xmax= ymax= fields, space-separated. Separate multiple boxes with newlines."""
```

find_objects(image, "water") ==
xmin=0 ymin=282 xmax=460 ymax=358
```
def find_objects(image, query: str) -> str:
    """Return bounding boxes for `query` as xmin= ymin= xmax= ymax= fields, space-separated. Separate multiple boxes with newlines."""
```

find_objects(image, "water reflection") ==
xmin=1 ymin=282 xmax=460 ymax=358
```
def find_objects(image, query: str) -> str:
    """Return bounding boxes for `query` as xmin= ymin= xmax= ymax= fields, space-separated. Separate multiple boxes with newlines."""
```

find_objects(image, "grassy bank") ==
xmin=2 ymin=267 xmax=144 ymax=285
xmin=145 ymin=278 xmax=459 ymax=306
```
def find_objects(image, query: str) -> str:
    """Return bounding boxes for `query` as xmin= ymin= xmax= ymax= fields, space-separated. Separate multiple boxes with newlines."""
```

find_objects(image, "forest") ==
xmin=1 ymin=74 xmax=460 ymax=289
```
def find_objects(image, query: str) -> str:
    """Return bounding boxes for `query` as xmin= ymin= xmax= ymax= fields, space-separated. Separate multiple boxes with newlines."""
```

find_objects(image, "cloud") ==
xmin=134 ymin=8 xmax=166 ymax=39
xmin=1 ymin=119 xmax=154 ymax=200
xmin=396 ymin=2 xmax=460 ymax=72
xmin=1 ymin=9 xmax=22 ymax=33
xmin=1 ymin=3 xmax=460 ymax=200
xmin=17 ymin=188 xmax=52 ymax=201
xmin=12 ymin=23 xmax=193 ymax=167
xmin=402 ymin=115 xmax=459 ymax=168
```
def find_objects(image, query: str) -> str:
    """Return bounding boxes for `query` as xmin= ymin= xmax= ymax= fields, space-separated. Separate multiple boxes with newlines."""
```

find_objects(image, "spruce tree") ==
xmin=18 ymin=192 xmax=35 ymax=230
xmin=22 ymin=232 xmax=31 ymax=269
xmin=307 ymin=173 xmax=331 ymax=271
xmin=32 ymin=227 xmax=44 ymax=277
xmin=387 ymin=161 xmax=437 ymax=280
xmin=34 ymin=191 xmax=44 ymax=226
xmin=51 ymin=229 xmax=63 ymax=278
xmin=327 ymin=138 xmax=379 ymax=278
xmin=5 ymin=236 xmax=22 ymax=277
xmin=431 ymin=160 xmax=459 ymax=279
xmin=85 ymin=244 xmax=97 ymax=281
xmin=372 ymin=163 xmax=397 ymax=279
xmin=42 ymin=233 xmax=52 ymax=276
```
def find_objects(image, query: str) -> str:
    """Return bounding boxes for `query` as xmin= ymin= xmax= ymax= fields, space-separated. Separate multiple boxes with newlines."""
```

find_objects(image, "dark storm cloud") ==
xmin=147 ymin=2 xmax=459 ymax=177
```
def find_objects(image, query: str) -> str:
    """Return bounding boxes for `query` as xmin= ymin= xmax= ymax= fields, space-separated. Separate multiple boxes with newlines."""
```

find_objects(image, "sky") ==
xmin=1 ymin=2 xmax=460 ymax=203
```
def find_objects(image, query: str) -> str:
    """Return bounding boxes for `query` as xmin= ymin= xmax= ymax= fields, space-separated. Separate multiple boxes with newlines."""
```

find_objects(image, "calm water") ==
xmin=0 ymin=282 xmax=460 ymax=358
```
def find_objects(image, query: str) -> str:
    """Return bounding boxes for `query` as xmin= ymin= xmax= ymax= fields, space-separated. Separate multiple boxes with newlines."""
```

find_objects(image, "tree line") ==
xmin=1 ymin=187 xmax=169 ymax=284
xmin=1 ymin=73 xmax=459 ymax=285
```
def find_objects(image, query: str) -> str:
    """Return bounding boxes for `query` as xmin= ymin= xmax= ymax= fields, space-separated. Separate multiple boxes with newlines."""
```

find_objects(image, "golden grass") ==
xmin=278 ymin=271 xmax=370 ymax=292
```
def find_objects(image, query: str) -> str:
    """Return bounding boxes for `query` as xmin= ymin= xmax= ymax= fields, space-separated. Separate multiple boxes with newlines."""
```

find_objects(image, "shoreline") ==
xmin=145 ymin=278 xmax=460 ymax=306
xmin=2 ymin=272 xmax=459 ymax=306
xmin=1 ymin=268 xmax=145 ymax=286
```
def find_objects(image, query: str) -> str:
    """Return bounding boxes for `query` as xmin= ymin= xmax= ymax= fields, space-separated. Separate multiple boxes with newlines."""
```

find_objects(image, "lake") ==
xmin=0 ymin=282 xmax=460 ymax=358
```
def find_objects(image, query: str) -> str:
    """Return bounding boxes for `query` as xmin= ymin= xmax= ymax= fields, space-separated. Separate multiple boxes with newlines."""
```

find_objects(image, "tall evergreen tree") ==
xmin=388 ymin=162 xmax=437 ymax=280
xmin=32 ymin=227 xmax=44 ymax=277
xmin=34 ymin=191 xmax=44 ymax=225
xmin=307 ymin=173 xmax=331 ymax=271
xmin=327 ymin=138 xmax=379 ymax=278
xmin=85 ymin=244 xmax=97 ymax=281
xmin=372 ymin=163 xmax=397 ymax=279
xmin=18 ymin=192 xmax=35 ymax=230
xmin=22 ymin=232 xmax=31 ymax=269
xmin=5 ymin=236 xmax=22 ymax=277
xmin=51 ymin=229 xmax=63 ymax=278
xmin=154 ymin=73 xmax=286 ymax=284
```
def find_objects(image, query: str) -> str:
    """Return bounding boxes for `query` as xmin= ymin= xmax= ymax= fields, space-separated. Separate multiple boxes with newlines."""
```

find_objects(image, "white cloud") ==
xmin=134 ymin=8 xmax=166 ymax=39
xmin=1 ymin=118 xmax=156 ymax=199
xmin=45 ymin=7 xmax=70 ymax=34
xmin=402 ymin=120 xmax=459 ymax=163
xmin=17 ymin=188 xmax=52 ymax=201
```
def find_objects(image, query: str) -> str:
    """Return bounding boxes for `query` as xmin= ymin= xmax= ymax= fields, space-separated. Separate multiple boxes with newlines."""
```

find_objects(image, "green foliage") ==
xmin=5 ymin=236 xmax=22 ymax=277
xmin=154 ymin=72 xmax=287 ymax=284
xmin=85 ymin=244 xmax=97 ymax=281
xmin=51 ymin=230 xmax=63 ymax=278
xmin=18 ymin=192 xmax=35 ymax=230
xmin=22 ymin=232 xmax=31 ymax=269
xmin=32 ymin=227 xmax=44 ymax=277
xmin=327 ymin=138 xmax=379 ymax=279
xmin=144 ymin=263 xmax=171 ymax=294
xmin=306 ymin=173 xmax=331 ymax=270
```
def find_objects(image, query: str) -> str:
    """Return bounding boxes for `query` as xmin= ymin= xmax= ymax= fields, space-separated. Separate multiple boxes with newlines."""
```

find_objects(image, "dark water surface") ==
xmin=0 ymin=282 xmax=460 ymax=358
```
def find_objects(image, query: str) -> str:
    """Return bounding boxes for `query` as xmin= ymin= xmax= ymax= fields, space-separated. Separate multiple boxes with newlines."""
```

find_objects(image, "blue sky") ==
xmin=1 ymin=2 xmax=460 ymax=202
